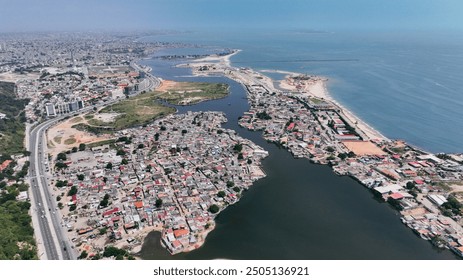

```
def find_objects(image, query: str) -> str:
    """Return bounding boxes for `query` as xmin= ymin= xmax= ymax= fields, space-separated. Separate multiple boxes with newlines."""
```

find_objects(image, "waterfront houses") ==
xmin=51 ymin=111 xmax=267 ymax=256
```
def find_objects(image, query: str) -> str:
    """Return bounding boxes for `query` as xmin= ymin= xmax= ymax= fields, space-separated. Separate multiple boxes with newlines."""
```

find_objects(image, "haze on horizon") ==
xmin=0 ymin=0 xmax=462 ymax=33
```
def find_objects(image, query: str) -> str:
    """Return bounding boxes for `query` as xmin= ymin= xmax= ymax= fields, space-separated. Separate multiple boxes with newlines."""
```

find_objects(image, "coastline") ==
xmin=174 ymin=51 xmax=463 ymax=259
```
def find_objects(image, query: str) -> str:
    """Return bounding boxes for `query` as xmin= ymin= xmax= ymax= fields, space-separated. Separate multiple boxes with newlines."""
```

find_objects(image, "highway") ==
xmin=29 ymin=116 xmax=73 ymax=259
xmin=28 ymin=63 xmax=160 ymax=259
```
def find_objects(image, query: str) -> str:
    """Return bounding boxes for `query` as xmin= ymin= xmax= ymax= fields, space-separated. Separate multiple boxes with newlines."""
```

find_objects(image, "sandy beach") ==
xmin=189 ymin=52 xmax=389 ymax=142
xmin=278 ymin=73 xmax=388 ymax=141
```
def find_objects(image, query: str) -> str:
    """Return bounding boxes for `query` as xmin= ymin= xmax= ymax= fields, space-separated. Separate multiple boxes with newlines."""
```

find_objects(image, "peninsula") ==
xmin=183 ymin=50 xmax=463 ymax=258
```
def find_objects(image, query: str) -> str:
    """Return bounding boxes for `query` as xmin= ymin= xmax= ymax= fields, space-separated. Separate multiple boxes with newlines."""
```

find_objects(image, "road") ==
xmin=28 ymin=62 xmax=160 ymax=259
xmin=29 ymin=116 xmax=74 ymax=259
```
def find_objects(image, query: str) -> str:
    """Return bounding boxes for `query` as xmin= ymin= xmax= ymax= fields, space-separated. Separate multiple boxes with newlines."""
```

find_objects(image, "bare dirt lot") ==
xmin=342 ymin=140 xmax=387 ymax=156
xmin=47 ymin=115 xmax=111 ymax=156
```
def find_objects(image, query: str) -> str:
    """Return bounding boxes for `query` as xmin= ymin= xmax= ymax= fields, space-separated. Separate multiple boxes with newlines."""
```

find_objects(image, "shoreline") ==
xmin=173 ymin=51 xmax=463 ymax=259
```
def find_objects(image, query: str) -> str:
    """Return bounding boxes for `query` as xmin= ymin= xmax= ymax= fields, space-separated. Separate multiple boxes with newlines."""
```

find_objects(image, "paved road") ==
xmin=29 ymin=117 xmax=70 ymax=259
xmin=28 ymin=62 xmax=160 ymax=259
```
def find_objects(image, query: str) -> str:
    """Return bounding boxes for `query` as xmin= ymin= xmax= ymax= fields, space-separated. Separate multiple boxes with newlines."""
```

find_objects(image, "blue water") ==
xmin=142 ymin=30 xmax=463 ymax=153
xmin=137 ymin=31 xmax=460 ymax=259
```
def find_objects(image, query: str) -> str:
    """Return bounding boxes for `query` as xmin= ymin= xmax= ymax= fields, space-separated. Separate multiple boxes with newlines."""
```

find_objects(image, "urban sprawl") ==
xmin=0 ymin=32 xmax=462 ymax=259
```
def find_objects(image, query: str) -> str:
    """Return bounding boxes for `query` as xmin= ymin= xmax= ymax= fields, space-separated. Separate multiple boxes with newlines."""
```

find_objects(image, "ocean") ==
xmin=136 ymin=30 xmax=461 ymax=259
xmin=142 ymin=29 xmax=463 ymax=153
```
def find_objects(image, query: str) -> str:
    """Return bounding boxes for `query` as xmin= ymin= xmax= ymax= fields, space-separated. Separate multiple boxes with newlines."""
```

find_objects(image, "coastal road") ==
xmin=131 ymin=61 xmax=161 ymax=92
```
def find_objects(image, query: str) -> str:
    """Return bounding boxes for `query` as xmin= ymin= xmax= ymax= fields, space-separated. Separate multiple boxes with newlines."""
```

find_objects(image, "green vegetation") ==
xmin=155 ymin=198 xmax=163 ymax=208
xmin=78 ymin=143 xmax=86 ymax=151
xmin=154 ymin=82 xmax=229 ymax=105
xmin=256 ymin=111 xmax=272 ymax=120
xmin=78 ymin=250 xmax=88 ymax=260
xmin=0 ymin=182 xmax=37 ymax=259
xmin=64 ymin=138 xmax=76 ymax=145
xmin=55 ymin=162 xmax=68 ymax=170
xmin=233 ymin=186 xmax=241 ymax=193
xmin=55 ymin=180 xmax=68 ymax=188
xmin=233 ymin=143 xmax=243 ymax=153
xmin=226 ymin=181 xmax=235 ymax=188
xmin=67 ymin=185 xmax=78 ymax=196
xmin=99 ymin=228 xmax=108 ymax=235
xmin=57 ymin=152 xmax=67 ymax=161
xmin=217 ymin=191 xmax=226 ymax=198
xmin=309 ymin=97 xmax=326 ymax=105
xmin=209 ymin=204 xmax=220 ymax=214
xmin=77 ymin=174 xmax=85 ymax=181
xmin=0 ymin=82 xmax=29 ymax=155
xmin=86 ymin=139 xmax=116 ymax=150
xmin=441 ymin=195 xmax=462 ymax=217
xmin=99 ymin=194 xmax=110 ymax=208
xmin=103 ymin=246 xmax=131 ymax=260
xmin=96 ymin=91 xmax=176 ymax=131
xmin=77 ymin=83 xmax=227 ymax=134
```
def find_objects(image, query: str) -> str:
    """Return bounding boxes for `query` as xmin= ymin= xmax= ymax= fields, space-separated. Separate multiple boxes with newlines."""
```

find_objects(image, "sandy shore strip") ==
xmin=193 ymin=49 xmax=241 ymax=66
xmin=277 ymin=73 xmax=388 ymax=141
xmin=186 ymin=53 xmax=388 ymax=141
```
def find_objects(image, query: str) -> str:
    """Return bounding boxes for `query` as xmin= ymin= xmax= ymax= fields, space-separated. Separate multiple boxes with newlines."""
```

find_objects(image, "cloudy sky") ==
xmin=0 ymin=0 xmax=462 ymax=32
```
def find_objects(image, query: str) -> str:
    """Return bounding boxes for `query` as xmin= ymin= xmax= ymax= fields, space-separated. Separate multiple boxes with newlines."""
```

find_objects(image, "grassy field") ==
xmin=64 ymin=137 xmax=76 ymax=145
xmin=78 ymin=82 xmax=227 ymax=133
xmin=154 ymin=82 xmax=229 ymax=105
xmin=101 ymin=95 xmax=175 ymax=130
xmin=86 ymin=139 xmax=117 ymax=149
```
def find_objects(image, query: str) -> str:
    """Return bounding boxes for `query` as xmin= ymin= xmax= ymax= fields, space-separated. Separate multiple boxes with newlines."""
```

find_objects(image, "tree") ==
xmin=56 ymin=196 xmax=61 ymax=202
xmin=79 ymin=143 xmax=86 ymax=151
xmin=106 ymin=162 xmax=113 ymax=170
xmin=237 ymin=153 xmax=244 ymax=160
xmin=78 ymin=250 xmax=88 ymax=259
xmin=121 ymin=158 xmax=128 ymax=165
xmin=100 ymin=195 xmax=109 ymax=207
xmin=77 ymin=174 xmax=85 ymax=181
xmin=181 ymin=129 xmax=187 ymax=135
xmin=233 ymin=143 xmax=243 ymax=152
xmin=209 ymin=204 xmax=220 ymax=214
xmin=137 ymin=143 xmax=144 ymax=149
xmin=67 ymin=185 xmax=77 ymax=196
xmin=57 ymin=152 xmax=67 ymax=161
xmin=326 ymin=146 xmax=335 ymax=153
xmin=57 ymin=202 xmax=63 ymax=209
xmin=99 ymin=228 xmax=108 ymax=235
xmin=226 ymin=181 xmax=235 ymax=188
xmin=69 ymin=204 xmax=77 ymax=211
xmin=55 ymin=162 xmax=68 ymax=170
xmin=55 ymin=180 xmax=68 ymax=188
xmin=247 ymin=159 xmax=252 ymax=164
xmin=71 ymin=147 xmax=78 ymax=153
xmin=338 ymin=153 xmax=348 ymax=160
xmin=405 ymin=181 xmax=416 ymax=190
xmin=233 ymin=186 xmax=241 ymax=193
xmin=103 ymin=246 xmax=128 ymax=259
xmin=116 ymin=149 xmax=126 ymax=156
xmin=217 ymin=191 xmax=226 ymax=198
xmin=155 ymin=198 xmax=163 ymax=208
